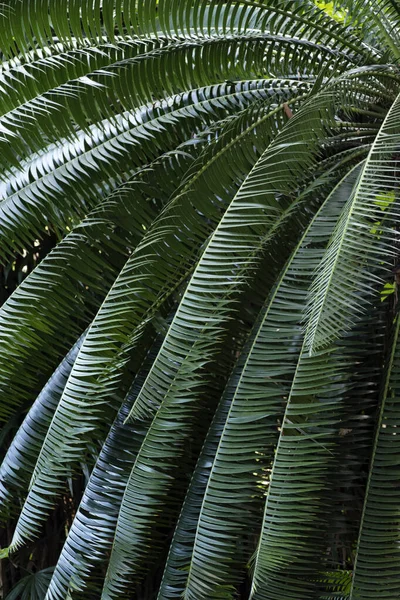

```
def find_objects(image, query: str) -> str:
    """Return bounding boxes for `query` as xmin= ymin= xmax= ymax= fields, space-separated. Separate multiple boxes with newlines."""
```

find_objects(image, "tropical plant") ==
xmin=1 ymin=1 xmax=400 ymax=599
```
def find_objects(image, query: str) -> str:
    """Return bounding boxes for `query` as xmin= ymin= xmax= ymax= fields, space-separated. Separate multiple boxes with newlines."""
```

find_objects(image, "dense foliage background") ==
xmin=1 ymin=1 xmax=400 ymax=599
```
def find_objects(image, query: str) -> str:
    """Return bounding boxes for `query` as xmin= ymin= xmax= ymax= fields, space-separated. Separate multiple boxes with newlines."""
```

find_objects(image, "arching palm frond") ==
xmin=350 ymin=312 xmax=400 ymax=599
xmin=1 ymin=3 xmax=400 ymax=600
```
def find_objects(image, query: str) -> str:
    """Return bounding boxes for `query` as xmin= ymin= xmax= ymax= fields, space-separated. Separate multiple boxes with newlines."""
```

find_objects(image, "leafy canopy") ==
xmin=0 ymin=1 xmax=400 ymax=600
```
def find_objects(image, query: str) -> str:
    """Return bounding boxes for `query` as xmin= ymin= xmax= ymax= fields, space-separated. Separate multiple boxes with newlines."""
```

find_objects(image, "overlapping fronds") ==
xmin=8 ymin=85 xmax=310 ymax=554
xmin=350 ymin=312 xmax=400 ymax=599
xmin=101 ymin=87 xmax=340 ymax=599
xmin=44 ymin=335 xmax=164 ymax=600
xmin=176 ymin=166 xmax=363 ymax=600
xmin=0 ymin=334 xmax=85 ymax=520
xmin=1 ymin=2 xmax=400 ymax=600
xmin=332 ymin=0 xmax=400 ymax=59
xmin=305 ymin=88 xmax=400 ymax=353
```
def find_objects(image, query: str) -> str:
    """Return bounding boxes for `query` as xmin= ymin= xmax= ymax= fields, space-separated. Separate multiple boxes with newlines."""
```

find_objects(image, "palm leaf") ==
xmin=335 ymin=0 xmax=400 ymax=59
xmin=4 ymin=567 xmax=54 ymax=600
xmin=156 ymin=160 xmax=338 ymax=598
xmin=101 ymin=91 xmax=344 ymax=599
xmin=44 ymin=335 xmax=163 ymax=600
xmin=0 ymin=34 xmax=338 ymax=175
xmin=250 ymin=170 xmax=375 ymax=600
xmin=0 ymin=3 xmax=399 ymax=598
xmin=0 ymin=0 xmax=374 ymax=58
xmin=0 ymin=80 xmax=272 ymax=262
xmin=350 ymin=311 xmax=400 ymax=598
xmin=0 ymin=334 xmax=84 ymax=521
xmin=180 ymin=164 xmax=363 ymax=600
xmin=304 ymin=88 xmax=400 ymax=354
xmin=6 ymin=87 xmax=300 ymax=551
xmin=0 ymin=146 xmax=196 ymax=421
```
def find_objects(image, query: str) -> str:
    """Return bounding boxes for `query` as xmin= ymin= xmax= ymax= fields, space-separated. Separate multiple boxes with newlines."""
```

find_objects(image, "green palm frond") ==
xmin=4 ymin=567 xmax=54 ymax=600
xmin=44 ymin=335 xmax=163 ymax=600
xmin=7 ymin=87 xmax=301 ymax=550
xmin=305 ymin=88 xmax=400 ymax=354
xmin=154 ymin=156 xmax=363 ymax=598
xmin=1 ymin=81 xmax=275 ymax=262
xmin=256 ymin=0 xmax=382 ymax=60
xmin=0 ymin=145 xmax=197 ymax=420
xmin=101 ymin=92 xmax=338 ymax=598
xmin=0 ymin=0 xmax=378 ymax=58
xmin=0 ymin=334 xmax=84 ymax=521
xmin=181 ymin=165 xmax=362 ymax=600
xmin=0 ymin=34 xmax=341 ymax=171
xmin=350 ymin=312 xmax=400 ymax=599
xmin=334 ymin=0 xmax=400 ymax=59
xmin=1 ymin=2 xmax=400 ymax=600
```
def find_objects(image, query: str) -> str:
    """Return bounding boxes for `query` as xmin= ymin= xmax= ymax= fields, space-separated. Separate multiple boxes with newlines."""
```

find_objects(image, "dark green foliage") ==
xmin=1 ymin=2 xmax=400 ymax=599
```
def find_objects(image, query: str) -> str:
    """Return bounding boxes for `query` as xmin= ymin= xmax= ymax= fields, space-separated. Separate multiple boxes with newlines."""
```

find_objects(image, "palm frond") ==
xmin=257 ymin=0 xmax=381 ymax=61
xmin=6 ymin=88 xmax=300 ymax=551
xmin=334 ymin=0 xmax=400 ymax=59
xmin=180 ymin=165 xmax=362 ymax=600
xmin=0 ymin=0 xmax=376 ymax=59
xmin=156 ymin=146 xmax=371 ymax=600
xmin=305 ymin=88 xmax=400 ymax=354
xmin=0 ymin=80 xmax=274 ymax=262
xmin=0 ymin=146 xmax=196 ymax=421
xmin=250 ymin=168 xmax=376 ymax=600
xmin=0 ymin=335 xmax=84 ymax=521
xmin=0 ymin=34 xmax=338 ymax=177
xmin=350 ymin=312 xmax=400 ymax=599
xmin=4 ymin=567 xmax=54 ymax=600
xmin=100 ymin=89 xmax=339 ymax=598
xmin=0 ymin=3 xmax=399 ymax=599
xmin=44 ymin=335 xmax=163 ymax=600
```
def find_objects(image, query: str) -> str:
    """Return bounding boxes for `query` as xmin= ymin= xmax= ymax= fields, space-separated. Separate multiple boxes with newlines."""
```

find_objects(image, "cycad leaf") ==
xmin=181 ymin=164 xmax=362 ymax=600
xmin=102 ymin=92 xmax=340 ymax=599
xmin=0 ymin=3 xmax=398 ymax=599
xmin=350 ymin=312 xmax=400 ymax=599
xmin=7 ymin=87 xmax=293 ymax=551
xmin=250 ymin=166 xmax=374 ymax=600
xmin=0 ymin=34 xmax=329 ymax=174
xmin=0 ymin=0 xmax=371 ymax=57
xmin=0 ymin=81 xmax=266 ymax=262
xmin=0 ymin=147 xmax=192 ymax=421
xmin=304 ymin=89 xmax=400 ymax=354
xmin=129 ymin=89 xmax=335 ymax=423
xmin=4 ymin=567 xmax=54 ymax=600
xmin=0 ymin=334 xmax=84 ymax=520
xmin=44 ymin=337 xmax=162 ymax=600
xmin=156 ymin=352 xmax=247 ymax=600
xmin=336 ymin=0 xmax=400 ymax=59
xmin=257 ymin=0 xmax=378 ymax=62
xmin=156 ymin=155 xmax=362 ymax=599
